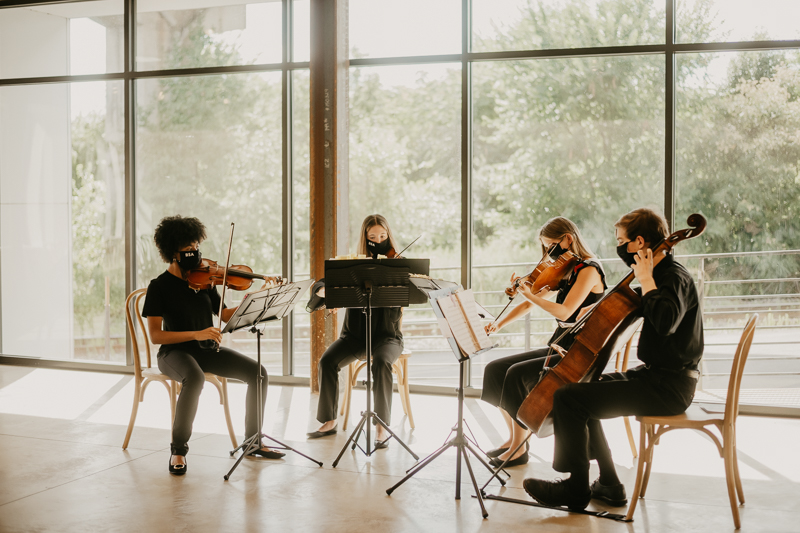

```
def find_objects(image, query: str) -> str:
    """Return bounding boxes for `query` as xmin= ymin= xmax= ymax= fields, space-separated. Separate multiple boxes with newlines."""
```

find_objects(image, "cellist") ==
xmin=481 ymin=217 xmax=607 ymax=467
xmin=522 ymin=208 xmax=704 ymax=511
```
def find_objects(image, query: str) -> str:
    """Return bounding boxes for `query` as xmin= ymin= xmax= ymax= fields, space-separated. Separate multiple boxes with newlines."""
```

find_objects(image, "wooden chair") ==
xmin=614 ymin=335 xmax=639 ymax=458
xmin=340 ymin=349 xmax=414 ymax=430
xmin=122 ymin=288 xmax=238 ymax=450
xmin=625 ymin=314 xmax=758 ymax=529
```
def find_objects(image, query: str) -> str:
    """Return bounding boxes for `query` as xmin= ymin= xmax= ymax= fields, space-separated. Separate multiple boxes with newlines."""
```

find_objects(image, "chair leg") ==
xmin=626 ymin=421 xmax=651 ymax=521
xmin=640 ymin=425 xmax=657 ymax=497
xmin=169 ymin=380 xmax=178 ymax=425
xmin=341 ymin=363 xmax=354 ymax=431
xmin=220 ymin=377 xmax=238 ymax=449
xmin=401 ymin=358 xmax=414 ymax=429
xmin=730 ymin=428 xmax=745 ymax=505
xmin=724 ymin=441 xmax=742 ymax=529
xmin=122 ymin=378 xmax=143 ymax=449
xmin=624 ymin=415 xmax=638 ymax=458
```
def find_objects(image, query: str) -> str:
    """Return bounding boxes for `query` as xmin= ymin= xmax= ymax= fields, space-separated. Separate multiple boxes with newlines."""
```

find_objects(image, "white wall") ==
xmin=0 ymin=10 xmax=73 ymax=359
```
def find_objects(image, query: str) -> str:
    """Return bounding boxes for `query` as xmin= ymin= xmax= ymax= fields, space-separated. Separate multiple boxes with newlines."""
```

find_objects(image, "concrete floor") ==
xmin=0 ymin=365 xmax=798 ymax=532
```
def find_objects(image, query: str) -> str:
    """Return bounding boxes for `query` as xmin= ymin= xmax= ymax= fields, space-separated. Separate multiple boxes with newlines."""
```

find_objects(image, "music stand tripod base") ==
xmin=222 ymin=280 xmax=323 ymax=481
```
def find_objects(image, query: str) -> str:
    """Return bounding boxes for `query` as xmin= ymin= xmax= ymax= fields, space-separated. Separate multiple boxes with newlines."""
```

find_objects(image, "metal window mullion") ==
xmin=123 ymin=0 xmax=137 ymax=367
xmin=462 ymin=0 xmax=473 ymax=386
xmin=282 ymin=0 xmax=294 ymax=376
xmin=665 ymin=0 xmax=676 ymax=230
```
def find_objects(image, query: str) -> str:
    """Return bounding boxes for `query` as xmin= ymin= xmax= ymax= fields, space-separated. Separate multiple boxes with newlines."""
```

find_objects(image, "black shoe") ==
xmin=248 ymin=447 xmax=286 ymax=459
xmin=485 ymin=446 xmax=509 ymax=458
xmin=590 ymin=477 xmax=628 ymax=506
xmin=306 ymin=428 xmax=337 ymax=439
xmin=169 ymin=455 xmax=187 ymax=476
xmin=523 ymin=477 xmax=592 ymax=511
xmin=373 ymin=439 xmax=389 ymax=449
xmin=489 ymin=450 xmax=529 ymax=468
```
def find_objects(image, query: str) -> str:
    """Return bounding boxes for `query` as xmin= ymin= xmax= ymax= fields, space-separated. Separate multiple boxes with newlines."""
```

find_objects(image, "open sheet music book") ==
xmin=434 ymin=289 xmax=495 ymax=357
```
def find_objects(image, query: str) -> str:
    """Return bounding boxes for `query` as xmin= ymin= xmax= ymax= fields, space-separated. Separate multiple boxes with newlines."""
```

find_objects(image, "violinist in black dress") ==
xmin=522 ymin=208 xmax=704 ymax=510
xmin=142 ymin=215 xmax=283 ymax=475
xmin=481 ymin=217 xmax=607 ymax=467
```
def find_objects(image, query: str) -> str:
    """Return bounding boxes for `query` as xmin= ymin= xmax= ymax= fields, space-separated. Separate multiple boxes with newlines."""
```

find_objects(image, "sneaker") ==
xmin=523 ymin=477 xmax=592 ymax=511
xmin=590 ymin=477 xmax=628 ymax=506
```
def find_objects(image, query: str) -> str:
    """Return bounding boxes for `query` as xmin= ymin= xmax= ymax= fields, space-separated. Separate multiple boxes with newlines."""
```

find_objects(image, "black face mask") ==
xmin=548 ymin=240 xmax=568 ymax=259
xmin=177 ymin=249 xmax=202 ymax=270
xmin=366 ymin=238 xmax=392 ymax=258
xmin=616 ymin=242 xmax=637 ymax=267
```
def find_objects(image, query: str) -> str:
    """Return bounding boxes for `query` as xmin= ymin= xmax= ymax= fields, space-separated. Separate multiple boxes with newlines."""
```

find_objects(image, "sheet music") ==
xmin=436 ymin=289 xmax=494 ymax=355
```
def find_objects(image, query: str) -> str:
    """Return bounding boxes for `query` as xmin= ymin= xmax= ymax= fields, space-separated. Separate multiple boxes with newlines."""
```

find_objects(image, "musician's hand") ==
xmin=195 ymin=327 xmax=222 ymax=344
xmin=631 ymin=248 xmax=655 ymax=283
xmin=485 ymin=322 xmax=499 ymax=335
xmin=516 ymin=281 xmax=547 ymax=303
xmin=505 ymin=272 xmax=519 ymax=298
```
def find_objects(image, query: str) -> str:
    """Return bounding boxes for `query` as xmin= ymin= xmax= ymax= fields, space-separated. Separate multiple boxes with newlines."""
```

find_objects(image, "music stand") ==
xmin=324 ymin=258 xmax=428 ymax=467
xmin=385 ymin=282 xmax=498 ymax=519
xmin=223 ymin=279 xmax=323 ymax=481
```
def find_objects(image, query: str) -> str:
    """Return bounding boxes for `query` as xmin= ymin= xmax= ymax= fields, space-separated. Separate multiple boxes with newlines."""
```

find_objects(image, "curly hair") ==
xmin=153 ymin=215 xmax=207 ymax=263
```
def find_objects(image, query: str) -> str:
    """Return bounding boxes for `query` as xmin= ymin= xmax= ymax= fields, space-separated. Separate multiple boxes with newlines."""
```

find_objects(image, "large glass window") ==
xmin=0 ymin=81 xmax=125 ymax=362
xmin=349 ymin=0 xmax=461 ymax=59
xmin=136 ymin=72 xmax=284 ymax=372
xmin=677 ymin=0 xmax=800 ymax=43
xmin=471 ymin=54 xmax=665 ymax=386
xmin=349 ymin=64 xmax=462 ymax=386
xmin=136 ymin=0 xmax=283 ymax=72
xmin=472 ymin=0 xmax=665 ymax=53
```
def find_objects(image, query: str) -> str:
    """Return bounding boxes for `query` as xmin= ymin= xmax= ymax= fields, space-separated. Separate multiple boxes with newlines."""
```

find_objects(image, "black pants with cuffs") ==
xmin=158 ymin=345 xmax=267 ymax=456
xmin=316 ymin=336 xmax=402 ymax=426
xmin=551 ymin=366 xmax=697 ymax=476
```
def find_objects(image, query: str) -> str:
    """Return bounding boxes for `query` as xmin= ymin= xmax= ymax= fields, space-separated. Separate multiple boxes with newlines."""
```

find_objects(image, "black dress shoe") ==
xmin=248 ymin=448 xmax=286 ymax=459
xmin=523 ymin=477 xmax=592 ymax=511
xmin=373 ymin=439 xmax=389 ymax=449
xmin=306 ymin=428 xmax=337 ymax=439
xmin=485 ymin=447 xmax=509 ymax=458
xmin=169 ymin=455 xmax=187 ymax=476
xmin=590 ymin=477 xmax=628 ymax=506
xmin=489 ymin=450 xmax=529 ymax=468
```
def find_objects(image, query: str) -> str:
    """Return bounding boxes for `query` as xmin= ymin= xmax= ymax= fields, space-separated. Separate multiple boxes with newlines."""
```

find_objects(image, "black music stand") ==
xmin=325 ymin=258 xmax=429 ymax=467
xmin=223 ymin=279 xmax=323 ymax=481
xmin=386 ymin=282 xmax=497 ymax=518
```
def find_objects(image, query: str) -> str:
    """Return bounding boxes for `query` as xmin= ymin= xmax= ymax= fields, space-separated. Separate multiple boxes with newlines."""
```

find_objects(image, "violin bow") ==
xmin=395 ymin=234 xmax=422 ymax=257
xmin=216 ymin=222 xmax=235 ymax=352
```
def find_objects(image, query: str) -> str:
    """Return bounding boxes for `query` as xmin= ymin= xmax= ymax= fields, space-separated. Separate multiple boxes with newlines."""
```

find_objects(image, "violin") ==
xmin=490 ymin=244 xmax=581 ymax=327
xmin=187 ymin=258 xmax=283 ymax=291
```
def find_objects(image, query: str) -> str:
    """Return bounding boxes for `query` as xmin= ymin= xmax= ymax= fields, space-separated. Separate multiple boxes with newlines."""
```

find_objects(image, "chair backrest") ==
xmin=125 ymin=288 xmax=151 ymax=375
xmin=724 ymin=314 xmax=759 ymax=425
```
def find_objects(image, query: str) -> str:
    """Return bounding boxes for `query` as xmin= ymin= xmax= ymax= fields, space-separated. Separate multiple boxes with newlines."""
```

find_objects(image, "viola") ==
xmin=516 ymin=214 xmax=707 ymax=437
xmin=187 ymin=258 xmax=283 ymax=291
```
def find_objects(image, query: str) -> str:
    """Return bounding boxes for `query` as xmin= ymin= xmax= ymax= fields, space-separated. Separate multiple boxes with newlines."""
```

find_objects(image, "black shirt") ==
xmin=636 ymin=254 xmax=704 ymax=371
xmin=548 ymin=259 xmax=607 ymax=347
xmin=341 ymin=307 xmax=403 ymax=344
xmin=141 ymin=270 xmax=225 ymax=355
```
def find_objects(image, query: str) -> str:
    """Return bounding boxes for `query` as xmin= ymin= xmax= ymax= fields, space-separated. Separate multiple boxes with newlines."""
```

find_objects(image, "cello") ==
xmin=517 ymin=214 xmax=707 ymax=437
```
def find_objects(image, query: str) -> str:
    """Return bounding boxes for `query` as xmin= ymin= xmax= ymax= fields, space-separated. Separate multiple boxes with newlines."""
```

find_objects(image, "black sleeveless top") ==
xmin=547 ymin=259 xmax=606 ymax=348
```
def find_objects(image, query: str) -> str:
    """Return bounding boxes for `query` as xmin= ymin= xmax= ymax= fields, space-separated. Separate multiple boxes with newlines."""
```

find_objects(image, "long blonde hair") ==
xmin=357 ymin=214 xmax=400 ymax=256
xmin=538 ymin=217 xmax=596 ymax=260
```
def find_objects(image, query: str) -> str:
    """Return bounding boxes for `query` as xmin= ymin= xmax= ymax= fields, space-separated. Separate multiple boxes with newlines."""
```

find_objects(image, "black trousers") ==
xmin=158 ymin=345 xmax=267 ymax=456
xmin=552 ymin=366 xmax=697 ymax=474
xmin=316 ymin=336 xmax=402 ymax=425
xmin=480 ymin=347 xmax=562 ymax=422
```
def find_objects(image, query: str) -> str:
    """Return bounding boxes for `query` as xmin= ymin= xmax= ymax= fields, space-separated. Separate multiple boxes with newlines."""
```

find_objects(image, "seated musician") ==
xmin=522 ymin=207 xmax=704 ymax=510
xmin=481 ymin=217 xmax=606 ymax=467
xmin=307 ymin=214 xmax=404 ymax=447
xmin=142 ymin=215 xmax=284 ymax=476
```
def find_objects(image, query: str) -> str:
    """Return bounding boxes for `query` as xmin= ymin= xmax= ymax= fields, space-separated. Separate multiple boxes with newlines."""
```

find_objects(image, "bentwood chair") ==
xmin=340 ymin=349 xmax=415 ymax=430
xmin=122 ymin=288 xmax=238 ymax=450
xmin=625 ymin=314 xmax=759 ymax=529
